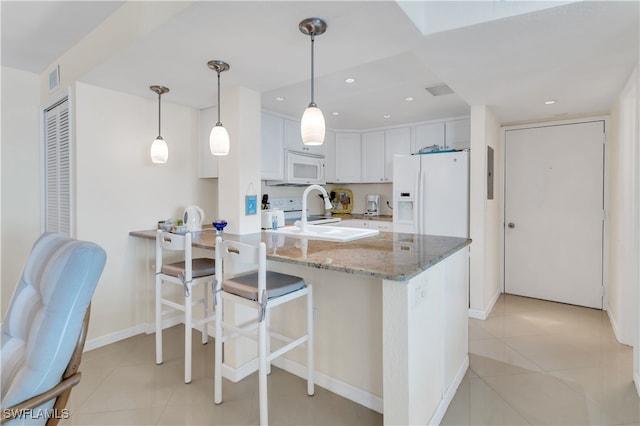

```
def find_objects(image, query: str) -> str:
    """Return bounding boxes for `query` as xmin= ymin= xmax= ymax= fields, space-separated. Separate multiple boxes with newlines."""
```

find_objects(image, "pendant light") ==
xmin=207 ymin=60 xmax=230 ymax=156
xmin=299 ymin=17 xmax=327 ymax=146
xmin=149 ymin=85 xmax=169 ymax=163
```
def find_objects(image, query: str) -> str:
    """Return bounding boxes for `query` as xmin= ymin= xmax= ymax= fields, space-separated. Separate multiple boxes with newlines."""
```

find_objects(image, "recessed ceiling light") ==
xmin=544 ymin=100 xmax=557 ymax=105
xmin=332 ymin=111 xmax=340 ymax=116
xmin=405 ymin=97 xmax=415 ymax=102
xmin=345 ymin=78 xmax=356 ymax=84
xmin=275 ymin=96 xmax=285 ymax=101
xmin=383 ymin=114 xmax=392 ymax=119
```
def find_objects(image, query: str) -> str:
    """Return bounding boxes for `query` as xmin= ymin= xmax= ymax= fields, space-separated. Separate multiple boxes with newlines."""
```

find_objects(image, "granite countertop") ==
xmin=130 ymin=227 xmax=470 ymax=282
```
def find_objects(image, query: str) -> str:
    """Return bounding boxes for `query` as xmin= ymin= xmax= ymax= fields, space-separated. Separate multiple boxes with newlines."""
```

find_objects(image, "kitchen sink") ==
xmin=266 ymin=224 xmax=378 ymax=242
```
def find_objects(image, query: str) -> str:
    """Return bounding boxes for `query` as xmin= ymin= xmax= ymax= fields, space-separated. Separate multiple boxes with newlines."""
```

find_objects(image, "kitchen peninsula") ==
xmin=130 ymin=227 xmax=471 ymax=425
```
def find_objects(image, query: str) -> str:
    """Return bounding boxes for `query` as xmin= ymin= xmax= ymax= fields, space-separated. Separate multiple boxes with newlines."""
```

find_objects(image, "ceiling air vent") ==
xmin=425 ymin=83 xmax=453 ymax=96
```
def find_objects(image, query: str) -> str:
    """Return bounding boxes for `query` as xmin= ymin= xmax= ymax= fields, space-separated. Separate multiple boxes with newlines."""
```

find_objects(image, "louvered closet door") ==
xmin=44 ymin=99 xmax=72 ymax=236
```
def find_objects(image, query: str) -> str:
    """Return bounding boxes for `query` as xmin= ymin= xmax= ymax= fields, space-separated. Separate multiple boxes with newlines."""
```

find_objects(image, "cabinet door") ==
xmin=373 ymin=221 xmax=393 ymax=231
xmin=339 ymin=219 xmax=367 ymax=228
xmin=261 ymin=112 xmax=284 ymax=180
xmin=199 ymin=106 xmax=218 ymax=178
xmin=361 ymin=131 xmax=385 ymax=183
xmin=324 ymin=130 xmax=336 ymax=183
xmin=335 ymin=133 xmax=361 ymax=183
xmin=445 ymin=118 xmax=470 ymax=150
xmin=413 ymin=122 xmax=445 ymax=154
xmin=284 ymin=119 xmax=324 ymax=155
xmin=384 ymin=127 xmax=411 ymax=182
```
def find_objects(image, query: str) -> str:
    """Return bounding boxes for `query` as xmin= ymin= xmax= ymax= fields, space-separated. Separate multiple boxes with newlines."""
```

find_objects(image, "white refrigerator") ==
xmin=393 ymin=150 xmax=469 ymax=238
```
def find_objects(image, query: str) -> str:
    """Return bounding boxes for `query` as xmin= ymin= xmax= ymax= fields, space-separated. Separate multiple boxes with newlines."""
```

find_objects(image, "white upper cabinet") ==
xmin=445 ymin=118 xmax=471 ymax=150
xmin=324 ymin=130 xmax=336 ymax=183
xmin=361 ymin=131 xmax=385 ymax=182
xmin=199 ymin=106 xmax=218 ymax=178
xmin=413 ymin=121 xmax=445 ymax=154
xmin=384 ymin=127 xmax=411 ymax=182
xmin=284 ymin=118 xmax=324 ymax=155
xmin=362 ymin=127 xmax=411 ymax=183
xmin=261 ymin=112 xmax=284 ymax=180
xmin=334 ymin=132 xmax=361 ymax=183
xmin=411 ymin=118 xmax=470 ymax=153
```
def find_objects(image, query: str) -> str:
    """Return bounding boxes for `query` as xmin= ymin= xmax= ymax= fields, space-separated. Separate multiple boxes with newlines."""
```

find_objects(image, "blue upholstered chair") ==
xmin=0 ymin=233 xmax=106 ymax=425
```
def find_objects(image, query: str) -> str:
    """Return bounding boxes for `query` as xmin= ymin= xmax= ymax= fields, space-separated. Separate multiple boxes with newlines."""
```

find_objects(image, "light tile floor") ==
xmin=61 ymin=294 xmax=639 ymax=425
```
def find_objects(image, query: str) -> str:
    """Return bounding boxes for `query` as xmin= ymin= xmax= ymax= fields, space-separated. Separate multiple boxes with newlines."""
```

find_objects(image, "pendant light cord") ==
xmin=157 ymin=92 xmax=162 ymax=137
xmin=217 ymin=71 xmax=222 ymax=126
xmin=310 ymin=32 xmax=316 ymax=107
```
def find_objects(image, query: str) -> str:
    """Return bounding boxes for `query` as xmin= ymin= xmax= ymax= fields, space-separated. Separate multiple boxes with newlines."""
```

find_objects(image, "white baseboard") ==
xmin=468 ymin=289 xmax=501 ymax=320
xmin=85 ymin=316 xmax=184 ymax=352
xmin=271 ymin=356 xmax=384 ymax=414
xmin=429 ymin=355 xmax=469 ymax=426
xmin=84 ymin=324 xmax=146 ymax=351
xmin=467 ymin=308 xmax=487 ymax=320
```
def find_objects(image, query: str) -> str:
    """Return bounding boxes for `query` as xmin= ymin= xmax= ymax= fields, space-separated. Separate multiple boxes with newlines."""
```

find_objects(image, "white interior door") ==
xmin=504 ymin=121 xmax=604 ymax=309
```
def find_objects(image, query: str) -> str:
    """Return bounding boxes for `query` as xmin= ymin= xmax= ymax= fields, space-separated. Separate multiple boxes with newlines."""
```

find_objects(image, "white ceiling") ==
xmin=1 ymin=1 xmax=638 ymax=129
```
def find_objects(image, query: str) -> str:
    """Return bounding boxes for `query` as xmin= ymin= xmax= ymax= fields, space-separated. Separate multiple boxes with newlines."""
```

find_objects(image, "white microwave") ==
xmin=267 ymin=151 xmax=325 ymax=186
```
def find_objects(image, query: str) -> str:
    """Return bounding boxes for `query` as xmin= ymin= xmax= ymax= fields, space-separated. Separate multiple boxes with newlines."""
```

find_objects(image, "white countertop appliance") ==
xmin=261 ymin=209 xmax=285 ymax=229
xmin=365 ymin=194 xmax=380 ymax=216
xmin=183 ymin=205 xmax=205 ymax=232
xmin=393 ymin=151 xmax=469 ymax=238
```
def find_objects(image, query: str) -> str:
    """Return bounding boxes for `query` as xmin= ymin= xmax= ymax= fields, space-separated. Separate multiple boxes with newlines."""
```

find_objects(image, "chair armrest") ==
xmin=0 ymin=373 xmax=81 ymax=424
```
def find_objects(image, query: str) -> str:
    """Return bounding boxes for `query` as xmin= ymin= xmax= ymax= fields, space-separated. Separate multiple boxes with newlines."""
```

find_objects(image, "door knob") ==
xmin=508 ymin=222 xmax=515 ymax=229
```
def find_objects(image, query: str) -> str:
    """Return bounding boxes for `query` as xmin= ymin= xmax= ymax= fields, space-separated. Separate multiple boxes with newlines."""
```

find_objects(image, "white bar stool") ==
xmin=155 ymin=229 xmax=216 ymax=383
xmin=213 ymin=236 xmax=314 ymax=425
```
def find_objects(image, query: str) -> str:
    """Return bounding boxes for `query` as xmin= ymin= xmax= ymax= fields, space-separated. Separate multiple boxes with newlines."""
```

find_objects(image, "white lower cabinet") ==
xmin=339 ymin=219 xmax=392 ymax=231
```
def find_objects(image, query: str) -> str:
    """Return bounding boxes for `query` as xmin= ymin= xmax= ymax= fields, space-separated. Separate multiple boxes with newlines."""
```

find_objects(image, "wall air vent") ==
xmin=49 ymin=65 xmax=60 ymax=93
xmin=425 ymin=83 xmax=454 ymax=96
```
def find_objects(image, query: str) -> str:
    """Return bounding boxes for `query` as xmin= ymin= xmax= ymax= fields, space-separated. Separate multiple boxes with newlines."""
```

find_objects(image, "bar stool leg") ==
xmin=258 ymin=316 xmax=269 ymax=425
xmin=306 ymin=285 xmax=314 ymax=396
xmin=185 ymin=286 xmax=192 ymax=384
xmin=155 ymin=276 xmax=163 ymax=365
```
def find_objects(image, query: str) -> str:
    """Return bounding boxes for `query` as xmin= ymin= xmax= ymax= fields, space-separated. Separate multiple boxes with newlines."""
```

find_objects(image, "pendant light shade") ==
xmin=299 ymin=18 xmax=327 ymax=146
xmin=149 ymin=86 xmax=169 ymax=164
xmin=150 ymin=137 xmax=168 ymax=163
xmin=210 ymin=124 xmax=230 ymax=156
xmin=207 ymin=60 xmax=230 ymax=156
xmin=301 ymin=105 xmax=325 ymax=146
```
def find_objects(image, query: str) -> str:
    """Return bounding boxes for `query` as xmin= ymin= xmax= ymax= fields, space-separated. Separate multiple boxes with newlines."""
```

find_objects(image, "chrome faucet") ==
xmin=300 ymin=184 xmax=332 ymax=233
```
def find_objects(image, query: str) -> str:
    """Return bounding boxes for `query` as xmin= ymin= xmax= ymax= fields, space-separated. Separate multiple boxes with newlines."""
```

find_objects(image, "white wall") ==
xmin=73 ymin=82 xmax=216 ymax=341
xmin=607 ymin=67 xmax=638 ymax=347
xmin=1 ymin=67 xmax=42 ymax=316
xmin=469 ymin=105 xmax=502 ymax=318
xmin=483 ymin=109 xmax=502 ymax=310
xmin=1 ymin=77 xmax=217 ymax=342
